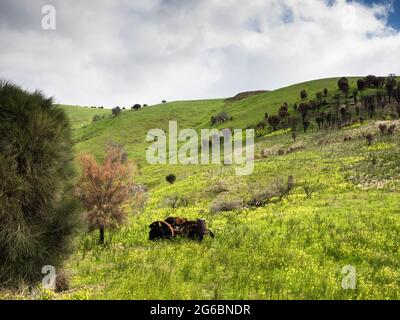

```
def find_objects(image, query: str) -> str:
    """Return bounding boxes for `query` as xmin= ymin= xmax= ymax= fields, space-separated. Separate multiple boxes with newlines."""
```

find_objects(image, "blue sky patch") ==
xmin=355 ymin=0 xmax=400 ymax=30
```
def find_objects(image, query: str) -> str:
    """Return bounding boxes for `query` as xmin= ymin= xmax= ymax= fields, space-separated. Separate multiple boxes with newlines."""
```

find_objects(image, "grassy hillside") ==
xmin=218 ymin=77 xmax=362 ymax=129
xmin=64 ymin=77 xmax=359 ymax=162
xmin=70 ymin=99 xmax=226 ymax=163
xmin=16 ymin=77 xmax=397 ymax=300
xmin=44 ymin=119 xmax=400 ymax=300
xmin=56 ymin=105 xmax=111 ymax=130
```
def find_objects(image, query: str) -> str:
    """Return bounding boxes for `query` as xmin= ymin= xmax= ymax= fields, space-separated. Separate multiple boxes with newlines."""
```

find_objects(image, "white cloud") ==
xmin=0 ymin=0 xmax=399 ymax=107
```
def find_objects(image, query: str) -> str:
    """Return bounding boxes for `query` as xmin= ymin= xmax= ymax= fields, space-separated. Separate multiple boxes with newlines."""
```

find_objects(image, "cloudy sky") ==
xmin=0 ymin=0 xmax=399 ymax=107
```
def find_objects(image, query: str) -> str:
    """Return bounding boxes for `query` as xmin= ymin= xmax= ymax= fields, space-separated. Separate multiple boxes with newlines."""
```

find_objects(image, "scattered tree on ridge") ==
xmin=268 ymin=115 xmax=281 ymax=131
xmin=112 ymin=106 xmax=122 ymax=116
xmin=300 ymin=89 xmax=308 ymax=100
xmin=132 ymin=104 xmax=141 ymax=111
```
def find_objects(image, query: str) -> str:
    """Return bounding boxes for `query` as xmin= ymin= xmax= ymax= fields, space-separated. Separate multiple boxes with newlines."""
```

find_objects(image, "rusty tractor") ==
xmin=149 ymin=217 xmax=214 ymax=242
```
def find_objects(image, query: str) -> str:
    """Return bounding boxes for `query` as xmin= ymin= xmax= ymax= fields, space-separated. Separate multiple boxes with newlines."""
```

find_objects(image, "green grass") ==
xmin=70 ymin=99 xmax=226 ymax=164
xmin=50 ymin=120 xmax=399 ymax=300
xmin=56 ymin=104 xmax=111 ymax=130
xmin=6 ymin=77 xmax=399 ymax=300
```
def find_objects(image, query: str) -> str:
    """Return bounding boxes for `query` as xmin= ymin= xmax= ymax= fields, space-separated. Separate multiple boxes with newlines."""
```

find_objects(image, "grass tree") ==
xmin=0 ymin=80 xmax=81 ymax=288
xmin=76 ymin=143 xmax=133 ymax=245
xmin=278 ymin=104 xmax=289 ymax=129
xmin=297 ymin=102 xmax=309 ymax=122
xmin=268 ymin=115 xmax=281 ymax=131
xmin=338 ymin=77 xmax=350 ymax=106
xmin=300 ymin=89 xmax=308 ymax=100
xmin=386 ymin=76 xmax=397 ymax=103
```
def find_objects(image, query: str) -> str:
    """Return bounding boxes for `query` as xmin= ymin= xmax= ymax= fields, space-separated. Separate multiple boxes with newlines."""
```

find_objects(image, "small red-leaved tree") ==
xmin=76 ymin=144 xmax=133 ymax=244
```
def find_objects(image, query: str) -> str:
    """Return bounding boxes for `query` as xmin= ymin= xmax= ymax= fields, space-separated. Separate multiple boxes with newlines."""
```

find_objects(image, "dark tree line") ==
xmin=256 ymin=74 xmax=400 ymax=136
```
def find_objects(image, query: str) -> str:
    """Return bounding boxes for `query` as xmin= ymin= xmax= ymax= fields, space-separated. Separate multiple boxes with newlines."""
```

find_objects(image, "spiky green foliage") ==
xmin=0 ymin=80 xmax=81 ymax=288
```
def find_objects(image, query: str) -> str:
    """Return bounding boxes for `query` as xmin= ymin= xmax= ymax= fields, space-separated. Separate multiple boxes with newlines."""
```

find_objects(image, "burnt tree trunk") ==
xmin=99 ymin=227 xmax=105 ymax=245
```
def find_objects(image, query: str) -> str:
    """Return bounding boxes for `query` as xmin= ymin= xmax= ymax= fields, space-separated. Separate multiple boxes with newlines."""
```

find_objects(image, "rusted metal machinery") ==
xmin=149 ymin=217 xmax=214 ymax=242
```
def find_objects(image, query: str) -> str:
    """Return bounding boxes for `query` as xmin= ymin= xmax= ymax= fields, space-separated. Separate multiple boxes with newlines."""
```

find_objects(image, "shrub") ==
xmin=278 ymin=106 xmax=289 ymax=123
xmin=288 ymin=116 xmax=299 ymax=132
xmin=112 ymin=106 xmax=122 ymax=116
xmin=379 ymin=123 xmax=387 ymax=135
xmin=210 ymin=199 xmax=243 ymax=213
xmin=93 ymin=114 xmax=101 ymax=122
xmin=365 ymin=75 xmax=378 ymax=88
xmin=300 ymin=89 xmax=308 ymax=100
xmin=388 ymin=125 xmax=396 ymax=135
xmin=302 ymin=180 xmax=320 ymax=199
xmin=107 ymin=141 xmax=128 ymax=163
xmin=163 ymin=194 xmax=190 ymax=208
xmin=211 ymin=112 xmax=230 ymax=125
xmin=55 ymin=271 xmax=70 ymax=293
xmin=129 ymin=184 xmax=148 ymax=214
xmin=0 ymin=80 xmax=81 ymax=288
xmin=247 ymin=189 xmax=276 ymax=207
xmin=208 ymin=180 xmax=229 ymax=194
xmin=261 ymin=149 xmax=270 ymax=158
xmin=166 ymin=174 xmax=176 ymax=184
xmin=75 ymin=143 xmax=133 ymax=245
xmin=338 ymin=77 xmax=349 ymax=94
xmin=132 ymin=104 xmax=141 ymax=111
xmin=357 ymin=79 xmax=366 ymax=91
xmin=247 ymin=176 xmax=294 ymax=207
xmin=255 ymin=120 xmax=267 ymax=136
xmin=366 ymin=133 xmax=374 ymax=146
xmin=297 ymin=103 xmax=308 ymax=122
xmin=344 ymin=135 xmax=352 ymax=142
xmin=268 ymin=115 xmax=280 ymax=131
xmin=276 ymin=176 xmax=295 ymax=200
xmin=287 ymin=141 xmax=305 ymax=154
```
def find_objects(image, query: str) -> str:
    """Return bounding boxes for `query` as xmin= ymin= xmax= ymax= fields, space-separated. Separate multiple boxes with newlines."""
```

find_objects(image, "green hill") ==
xmin=218 ymin=77 xmax=361 ymax=129
xmin=65 ymin=77 xmax=362 ymax=162
xmin=56 ymin=104 xmax=111 ymax=130
xmin=36 ymin=76 xmax=400 ymax=300
xmin=69 ymin=99 xmax=224 ymax=162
